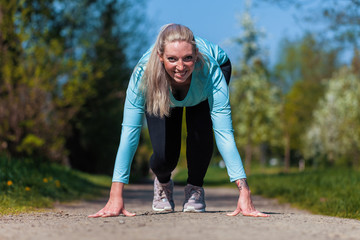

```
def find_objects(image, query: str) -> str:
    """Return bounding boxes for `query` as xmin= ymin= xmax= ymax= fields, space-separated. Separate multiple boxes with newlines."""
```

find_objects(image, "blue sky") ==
xmin=145 ymin=0 xmax=305 ymax=67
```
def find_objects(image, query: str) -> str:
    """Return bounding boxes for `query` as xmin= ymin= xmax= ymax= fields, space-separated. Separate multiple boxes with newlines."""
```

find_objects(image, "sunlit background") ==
xmin=1 ymin=0 xmax=360 ymax=218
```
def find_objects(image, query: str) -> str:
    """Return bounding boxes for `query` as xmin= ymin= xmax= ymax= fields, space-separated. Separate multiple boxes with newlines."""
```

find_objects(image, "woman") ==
xmin=89 ymin=24 xmax=268 ymax=217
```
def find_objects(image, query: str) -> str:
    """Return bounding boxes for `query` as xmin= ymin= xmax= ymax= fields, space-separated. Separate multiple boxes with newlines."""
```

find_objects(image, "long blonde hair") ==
xmin=144 ymin=23 xmax=204 ymax=118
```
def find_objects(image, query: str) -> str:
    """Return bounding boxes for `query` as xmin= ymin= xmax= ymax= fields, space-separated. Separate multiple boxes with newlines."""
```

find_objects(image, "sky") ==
xmin=145 ymin=0 xmax=305 ymax=67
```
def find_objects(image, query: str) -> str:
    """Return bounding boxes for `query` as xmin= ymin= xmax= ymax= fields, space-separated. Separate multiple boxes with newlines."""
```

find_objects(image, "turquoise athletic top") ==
xmin=112 ymin=36 xmax=246 ymax=183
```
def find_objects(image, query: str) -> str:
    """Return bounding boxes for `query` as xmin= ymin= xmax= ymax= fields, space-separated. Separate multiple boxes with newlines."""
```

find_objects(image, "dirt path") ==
xmin=1 ymin=184 xmax=359 ymax=240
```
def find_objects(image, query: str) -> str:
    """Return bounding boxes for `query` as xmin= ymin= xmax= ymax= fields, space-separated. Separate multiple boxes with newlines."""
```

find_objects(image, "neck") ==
xmin=171 ymin=78 xmax=191 ymax=101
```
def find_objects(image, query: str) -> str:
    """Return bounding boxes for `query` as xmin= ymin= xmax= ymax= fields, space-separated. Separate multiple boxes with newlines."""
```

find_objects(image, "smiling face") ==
xmin=159 ymin=41 xmax=197 ymax=86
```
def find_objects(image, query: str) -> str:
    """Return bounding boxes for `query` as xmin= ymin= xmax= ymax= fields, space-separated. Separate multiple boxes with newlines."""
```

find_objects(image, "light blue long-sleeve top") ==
xmin=112 ymin=36 xmax=246 ymax=183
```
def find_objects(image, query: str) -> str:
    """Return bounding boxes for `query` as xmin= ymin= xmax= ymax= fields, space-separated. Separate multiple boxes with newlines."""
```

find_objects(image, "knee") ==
xmin=149 ymin=152 xmax=178 ymax=175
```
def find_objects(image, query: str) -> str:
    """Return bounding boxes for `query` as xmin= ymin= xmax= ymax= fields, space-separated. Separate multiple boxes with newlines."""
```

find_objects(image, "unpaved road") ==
xmin=1 ymin=184 xmax=359 ymax=240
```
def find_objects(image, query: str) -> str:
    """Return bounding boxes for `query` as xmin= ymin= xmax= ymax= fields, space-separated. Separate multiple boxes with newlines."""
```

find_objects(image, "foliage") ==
xmin=0 ymin=156 xmax=111 ymax=215
xmin=231 ymin=71 xmax=282 ymax=154
xmin=66 ymin=0 xmax=148 ymax=175
xmin=233 ymin=0 xmax=266 ymax=69
xmin=274 ymin=34 xmax=338 ymax=92
xmin=0 ymin=0 xmax=96 ymax=163
xmin=0 ymin=0 xmax=148 ymax=175
xmin=303 ymin=68 xmax=360 ymax=167
xmin=273 ymin=34 xmax=339 ymax=169
xmin=230 ymin=0 xmax=282 ymax=172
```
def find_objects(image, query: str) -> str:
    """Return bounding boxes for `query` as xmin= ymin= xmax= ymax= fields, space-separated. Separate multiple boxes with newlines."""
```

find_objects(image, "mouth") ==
xmin=174 ymin=71 xmax=187 ymax=78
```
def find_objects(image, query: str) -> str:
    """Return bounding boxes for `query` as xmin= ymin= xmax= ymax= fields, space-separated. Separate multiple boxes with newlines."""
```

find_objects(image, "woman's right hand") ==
xmin=88 ymin=182 xmax=136 ymax=218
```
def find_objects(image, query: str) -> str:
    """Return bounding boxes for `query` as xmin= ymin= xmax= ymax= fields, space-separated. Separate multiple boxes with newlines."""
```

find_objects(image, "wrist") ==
xmin=235 ymin=178 xmax=250 ymax=192
xmin=110 ymin=182 xmax=125 ymax=198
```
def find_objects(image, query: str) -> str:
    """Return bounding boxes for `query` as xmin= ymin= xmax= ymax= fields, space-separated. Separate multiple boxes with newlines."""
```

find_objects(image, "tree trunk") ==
xmin=245 ymin=142 xmax=252 ymax=175
xmin=260 ymin=143 xmax=267 ymax=169
xmin=284 ymin=131 xmax=290 ymax=172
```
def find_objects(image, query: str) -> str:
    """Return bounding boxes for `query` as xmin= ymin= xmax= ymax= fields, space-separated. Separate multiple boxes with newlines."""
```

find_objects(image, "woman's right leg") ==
xmin=146 ymin=107 xmax=183 ymax=183
xmin=146 ymin=107 xmax=183 ymax=212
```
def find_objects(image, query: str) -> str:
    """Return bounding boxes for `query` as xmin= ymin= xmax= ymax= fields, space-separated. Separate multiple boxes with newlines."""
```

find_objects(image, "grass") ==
xmin=174 ymin=165 xmax=360 ymax=220
xmin=0 ymin=156 xmax=112 ymax=215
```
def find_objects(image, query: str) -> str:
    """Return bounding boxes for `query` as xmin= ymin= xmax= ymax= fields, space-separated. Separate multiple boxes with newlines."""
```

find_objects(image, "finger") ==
xmin=121 ymin=209 xmax=136 ymax=217
xmin=88 ymin=210 xmax=106 ymax=218
xmin=226 ymin=208 xmax=242 ymax=216
xmin=100 ymin=212 xmax=120 ymax=218
xmin=88 ymin=213 xmax=104 ymax=218
xmin=242 ymin=211 xmax=270 ymax=217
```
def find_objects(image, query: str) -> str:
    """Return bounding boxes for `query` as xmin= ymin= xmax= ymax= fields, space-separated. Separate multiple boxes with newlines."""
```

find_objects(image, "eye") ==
xmin=167 ymin=57 xmax=176 ymax=62
xmin=184 ymin=56 xmax=193 ymax=62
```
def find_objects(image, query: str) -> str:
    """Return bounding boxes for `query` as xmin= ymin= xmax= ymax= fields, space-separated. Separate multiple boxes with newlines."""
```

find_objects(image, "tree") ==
xmin=303 ymin=67 xmax=360 ymax=167
xmin=0 ymin=0 xmax=147 ymax=171
xmin=231 ymin=0 xmax=282 ymax=173
xmin=231 ymin=71 xmax=282 ymax=173
xmin=66 ymin=0 xmax=148 ymax=175
xmin=273 ymin=34 xmax=339 ymax=170
xmin=0 ymin=0 xmax=96 ymax=163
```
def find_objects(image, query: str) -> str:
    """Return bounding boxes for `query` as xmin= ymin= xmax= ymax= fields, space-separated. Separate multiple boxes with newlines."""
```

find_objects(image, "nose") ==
xmin=176 ymin=60 xmax=185 ymax=71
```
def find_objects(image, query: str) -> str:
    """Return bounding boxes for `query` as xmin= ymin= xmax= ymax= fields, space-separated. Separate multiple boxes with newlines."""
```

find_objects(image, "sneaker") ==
xmin=152 ymin=177 xmax=175 ymax=212
xmin=183 ymin=184 xmax=206 ymax=212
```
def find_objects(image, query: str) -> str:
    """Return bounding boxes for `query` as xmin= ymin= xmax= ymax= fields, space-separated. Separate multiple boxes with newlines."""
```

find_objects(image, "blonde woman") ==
xmin=89 ymin=24 xmax=268 ymax=217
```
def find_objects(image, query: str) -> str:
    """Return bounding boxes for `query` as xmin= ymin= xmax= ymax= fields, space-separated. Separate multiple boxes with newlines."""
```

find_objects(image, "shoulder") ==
xmin=195 ymin=36 xmax=229 ymax=65
xmin=128 ymin=52 xmax=150 ymax=91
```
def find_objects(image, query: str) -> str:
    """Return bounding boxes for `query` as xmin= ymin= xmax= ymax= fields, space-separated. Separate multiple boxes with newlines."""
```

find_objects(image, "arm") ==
xmin=89 ymin=62 xmax=147 ymax=217
xmin=208 ymin=65 xmax=268 ymax=217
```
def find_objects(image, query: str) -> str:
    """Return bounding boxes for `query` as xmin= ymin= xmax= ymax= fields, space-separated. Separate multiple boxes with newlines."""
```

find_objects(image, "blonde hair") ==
xmin=143 ymin=23 xmax=205 ymax=118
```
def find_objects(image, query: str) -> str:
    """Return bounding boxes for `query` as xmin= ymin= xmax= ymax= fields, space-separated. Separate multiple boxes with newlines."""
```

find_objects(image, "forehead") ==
xmin=163 ymin=41 xmax=194 ymax=55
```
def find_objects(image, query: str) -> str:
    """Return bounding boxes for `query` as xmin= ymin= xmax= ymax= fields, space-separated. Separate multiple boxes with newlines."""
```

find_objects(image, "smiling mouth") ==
xmin=174 ymin=71 xmax=187 ymax=78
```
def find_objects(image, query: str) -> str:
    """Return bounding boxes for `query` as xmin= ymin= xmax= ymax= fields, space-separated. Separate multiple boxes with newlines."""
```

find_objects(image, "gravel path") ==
xmin=1 ymin=184 xmax=359 ymax=240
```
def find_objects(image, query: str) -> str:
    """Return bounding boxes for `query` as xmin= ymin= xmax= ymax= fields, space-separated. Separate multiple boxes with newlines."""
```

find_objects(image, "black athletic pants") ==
xmin=146 ymin=59 xmax=232 ymax=187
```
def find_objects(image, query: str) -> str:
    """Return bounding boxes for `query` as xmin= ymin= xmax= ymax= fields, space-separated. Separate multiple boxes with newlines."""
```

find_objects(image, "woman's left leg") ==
xmin=185 ymin=100 xmax=213 ymax=187
xmin=182 ymin=100 xmax=213 ymax=212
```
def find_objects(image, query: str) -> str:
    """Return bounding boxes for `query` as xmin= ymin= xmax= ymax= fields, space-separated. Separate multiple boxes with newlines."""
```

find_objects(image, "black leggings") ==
xmin=146 ymin=60 xmax=232 ymax=187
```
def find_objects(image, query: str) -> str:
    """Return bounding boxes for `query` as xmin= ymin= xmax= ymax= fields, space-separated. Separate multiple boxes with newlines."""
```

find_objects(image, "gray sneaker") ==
xmin=183 ymin=184 xmax=206 ymax=212
xmin=152 ymin=177 xmax=175 ymax=212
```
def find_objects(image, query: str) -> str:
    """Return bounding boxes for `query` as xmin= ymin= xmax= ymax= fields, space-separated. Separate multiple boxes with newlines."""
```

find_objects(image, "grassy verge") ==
xmin=0 ymin=156 xmax=112 ymax=215
xmin=174 ymin=166 xmax=360 ymax=220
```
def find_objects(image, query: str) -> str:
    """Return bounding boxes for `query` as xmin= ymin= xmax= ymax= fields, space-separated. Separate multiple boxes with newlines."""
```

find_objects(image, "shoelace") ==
xmin=161 ymin=184 xmax=173 ymax=200
xmin=187 ymin=187 xmax=203 ymax=201
xmin=156 ymin=182 xmax=172 ymax=201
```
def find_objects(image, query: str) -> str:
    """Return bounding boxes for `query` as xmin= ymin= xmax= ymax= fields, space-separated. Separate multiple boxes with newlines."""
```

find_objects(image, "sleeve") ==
xmin=207 ymin=65 xmax=246 ymax=182
xmin=112 ymin=64 xmax=146 ymax=184
xmin=195 ymin=36 xmax=229 ymax=66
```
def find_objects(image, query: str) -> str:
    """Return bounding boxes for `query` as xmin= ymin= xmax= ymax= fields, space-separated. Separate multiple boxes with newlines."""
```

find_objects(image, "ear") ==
xmin=158 ymin=52 xmax=164 ymax=63
xmin=194 ymin=48 xmax=199 ymax=61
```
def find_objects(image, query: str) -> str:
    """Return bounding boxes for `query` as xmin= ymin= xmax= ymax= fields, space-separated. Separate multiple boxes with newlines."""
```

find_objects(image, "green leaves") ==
xmin=0 ymin=0 xmax=146 ymax=169
xmin=303 ymin=68 xmax=360 ymax=166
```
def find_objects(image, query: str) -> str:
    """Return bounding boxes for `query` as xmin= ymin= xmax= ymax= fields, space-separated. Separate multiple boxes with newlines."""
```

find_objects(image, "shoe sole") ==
xmin=183 ymin=206 xmax=205 ymax=213
xmin=152 ymin=205 xmax=174 ymax=212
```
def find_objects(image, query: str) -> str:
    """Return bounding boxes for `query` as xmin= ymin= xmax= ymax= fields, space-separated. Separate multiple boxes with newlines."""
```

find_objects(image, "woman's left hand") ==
xmin=227 ymin=179 xmax=269 ymax=217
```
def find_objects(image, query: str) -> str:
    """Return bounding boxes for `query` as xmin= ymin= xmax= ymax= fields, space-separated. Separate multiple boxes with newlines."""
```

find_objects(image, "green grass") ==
xmin=0 ymin=156 xmax=112 ymax=215
xmin=174 ymin=166 xmax=360 ymax=220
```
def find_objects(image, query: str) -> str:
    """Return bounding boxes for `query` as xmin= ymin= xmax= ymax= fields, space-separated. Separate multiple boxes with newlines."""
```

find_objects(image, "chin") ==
xmin=174 ymin=79 xmax=188 ymax=85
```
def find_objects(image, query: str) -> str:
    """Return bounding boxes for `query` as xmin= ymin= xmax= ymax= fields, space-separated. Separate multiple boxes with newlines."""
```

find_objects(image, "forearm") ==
xmin=109 ymin=182 xmax=125 ymax=199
